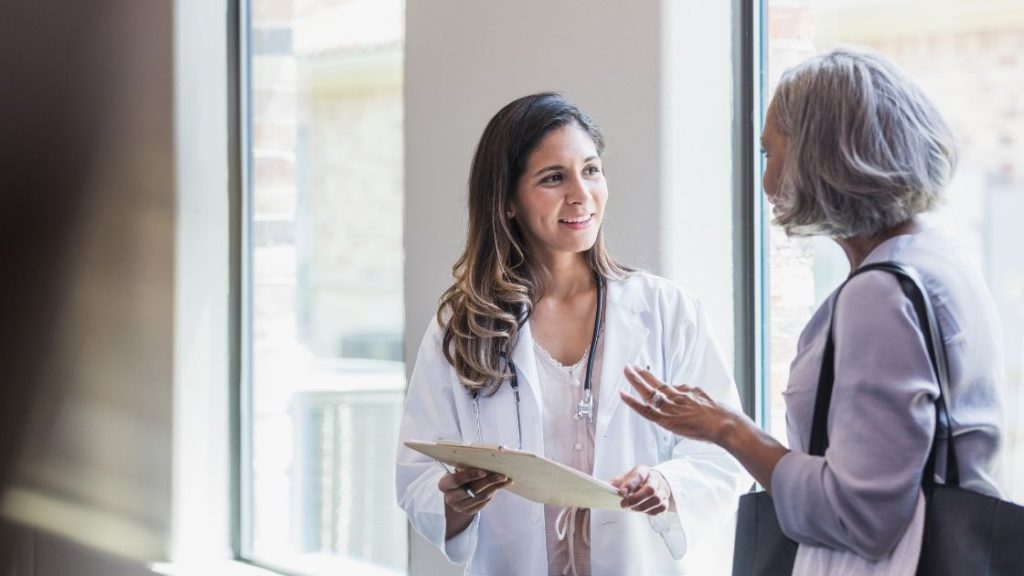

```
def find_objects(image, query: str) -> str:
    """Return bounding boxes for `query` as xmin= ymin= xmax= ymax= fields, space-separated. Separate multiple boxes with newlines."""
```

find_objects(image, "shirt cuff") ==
xmin=647 ymin=468 xmax=687 ymax=559
xmin=443 ymin=513 xmax=481 ymax=565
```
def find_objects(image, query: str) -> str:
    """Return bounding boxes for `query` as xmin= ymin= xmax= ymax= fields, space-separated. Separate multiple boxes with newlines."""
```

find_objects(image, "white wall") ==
xmin=666 ymin=0 xmax=738 ymax=366
xmin=403 ymin=1 xmax=737 ymax=574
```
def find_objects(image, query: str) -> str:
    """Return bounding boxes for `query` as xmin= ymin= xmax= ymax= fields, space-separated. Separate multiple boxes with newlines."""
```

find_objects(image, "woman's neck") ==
xmin=528 ymin=252 xmax=599 ymax=366
xmin=835 ymin=217 xmax=922 ymax=271
xmin=535 ymin=252 xmax=594 ymax=300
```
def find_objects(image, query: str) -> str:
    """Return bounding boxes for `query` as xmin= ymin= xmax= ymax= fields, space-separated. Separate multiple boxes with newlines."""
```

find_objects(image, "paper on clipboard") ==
xmin=405 ymin=440 xmax=624 ymax=511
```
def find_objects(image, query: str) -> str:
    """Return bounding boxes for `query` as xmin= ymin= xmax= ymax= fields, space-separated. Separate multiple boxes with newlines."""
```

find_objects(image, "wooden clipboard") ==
xmin=405 ymin=440 xmax=624 ymax=510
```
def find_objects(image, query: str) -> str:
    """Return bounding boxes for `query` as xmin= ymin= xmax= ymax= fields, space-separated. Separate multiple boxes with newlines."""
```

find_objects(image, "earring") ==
xmin=507 ymin=211 xmax=514 ymax=218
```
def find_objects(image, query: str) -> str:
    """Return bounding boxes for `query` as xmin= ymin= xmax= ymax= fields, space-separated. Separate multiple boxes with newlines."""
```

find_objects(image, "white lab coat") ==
xmin=396 ymin=273 xmax=750 ymax=575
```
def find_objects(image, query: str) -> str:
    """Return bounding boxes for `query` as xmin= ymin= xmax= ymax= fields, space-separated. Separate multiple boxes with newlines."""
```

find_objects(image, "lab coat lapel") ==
xmin=596 ymin=281 xmax=649 ymax=441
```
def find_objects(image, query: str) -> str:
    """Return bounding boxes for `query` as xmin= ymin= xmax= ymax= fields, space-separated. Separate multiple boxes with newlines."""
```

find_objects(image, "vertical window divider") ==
xmin=231 ymin=0 xmax=255 ymax=561
xmin=732 ymin=0 xmax=767 ymax=423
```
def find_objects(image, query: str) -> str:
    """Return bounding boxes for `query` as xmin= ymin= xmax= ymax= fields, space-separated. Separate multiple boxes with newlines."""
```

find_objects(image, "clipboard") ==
xmin=405 ymin=440 xmax=624 ymax=511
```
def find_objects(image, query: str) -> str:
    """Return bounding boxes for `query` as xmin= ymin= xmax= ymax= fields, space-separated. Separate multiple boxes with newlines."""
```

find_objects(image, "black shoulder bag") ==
xmin=732 ymin=261 xmax=1024 ymax=576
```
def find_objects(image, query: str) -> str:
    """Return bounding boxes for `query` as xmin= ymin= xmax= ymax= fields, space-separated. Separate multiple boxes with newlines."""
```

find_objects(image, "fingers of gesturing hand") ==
xmin=618 ymin=391 xmax=667 ymax=426
xmin=623 ymin=365 xmax=663 ymax=402
xmin=634 ymin=366 xmax=673 ymax=395
xmin=623 ymin=366 xmax=717 ymax=413
xmin=631 ymin=366 xmax=707 ymax=401
xmin=625 ymin=366 xmax=693 ymax=411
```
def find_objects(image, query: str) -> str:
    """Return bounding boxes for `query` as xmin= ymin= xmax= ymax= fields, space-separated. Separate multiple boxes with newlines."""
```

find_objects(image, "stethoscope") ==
xmin=471 ymin=275 xmax=606 ymax=450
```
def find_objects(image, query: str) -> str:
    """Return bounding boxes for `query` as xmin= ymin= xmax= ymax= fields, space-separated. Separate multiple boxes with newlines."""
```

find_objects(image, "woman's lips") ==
xmin=559 ymin=214 xmax=594 ymax=230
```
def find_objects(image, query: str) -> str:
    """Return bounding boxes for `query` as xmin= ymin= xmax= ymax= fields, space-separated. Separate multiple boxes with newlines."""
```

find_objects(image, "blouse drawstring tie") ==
xmin=554 ymin=506 xmax=591 ymax=576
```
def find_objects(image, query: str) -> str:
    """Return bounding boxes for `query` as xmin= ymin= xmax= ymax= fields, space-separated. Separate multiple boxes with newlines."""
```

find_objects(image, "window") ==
xmin=241 ymin=0 xmax=408 ymax=574
xmin=761 ymin=0 xmax=1024 ymax=502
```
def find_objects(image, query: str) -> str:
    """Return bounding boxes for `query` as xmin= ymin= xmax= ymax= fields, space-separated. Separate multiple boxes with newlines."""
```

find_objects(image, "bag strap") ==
xmin=808 ymin=261 xmax=959 ymax=490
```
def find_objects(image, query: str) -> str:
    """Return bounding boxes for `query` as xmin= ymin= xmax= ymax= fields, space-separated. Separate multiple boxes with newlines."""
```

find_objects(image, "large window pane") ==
xmin=764 ymin=0 xmax=1024 ymax=501
xmin=245 ymin=0 xmax=407 ymax=573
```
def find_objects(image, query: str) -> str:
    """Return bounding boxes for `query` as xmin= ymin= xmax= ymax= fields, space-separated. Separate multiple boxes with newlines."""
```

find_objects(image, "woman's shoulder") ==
xmin=415 ymin=311 xmax=448 ymax=350
xmin=611 ymin=271 xmax=703 ymax=317
xmin=846 ymin=227 xmax=994 ymax=337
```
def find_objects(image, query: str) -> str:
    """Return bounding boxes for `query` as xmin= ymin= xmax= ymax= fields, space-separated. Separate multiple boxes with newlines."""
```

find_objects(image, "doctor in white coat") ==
xmin=396 ymin=92 xmax=749 ymax=576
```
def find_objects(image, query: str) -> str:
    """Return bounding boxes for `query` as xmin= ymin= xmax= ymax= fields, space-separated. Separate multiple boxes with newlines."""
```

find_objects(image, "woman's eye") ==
xmin=542 ymin=173 xmax=563 ymax=184
xmin=585 ymin=165 xmax=602 ymax=175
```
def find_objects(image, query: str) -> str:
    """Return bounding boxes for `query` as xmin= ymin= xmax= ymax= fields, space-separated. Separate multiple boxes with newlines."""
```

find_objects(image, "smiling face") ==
xmin=510 ymin=122 xmax=607 ymax=265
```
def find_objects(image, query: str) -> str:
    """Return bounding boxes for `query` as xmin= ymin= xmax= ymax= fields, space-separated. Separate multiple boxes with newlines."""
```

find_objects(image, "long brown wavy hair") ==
xmin=438 ymin=92 xmax=631 ymax=395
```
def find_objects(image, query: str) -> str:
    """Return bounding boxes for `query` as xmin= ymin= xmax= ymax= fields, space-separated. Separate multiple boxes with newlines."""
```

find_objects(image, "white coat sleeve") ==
xmin=650 ymin=294 xmax=753 ymax=558
xmin=394 ymin=319 xmax=480 ymax=565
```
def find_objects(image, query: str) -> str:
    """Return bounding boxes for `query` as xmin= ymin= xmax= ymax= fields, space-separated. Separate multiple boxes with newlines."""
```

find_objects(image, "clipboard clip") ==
xmin=434 ymin=459 xmax=477 ymax=498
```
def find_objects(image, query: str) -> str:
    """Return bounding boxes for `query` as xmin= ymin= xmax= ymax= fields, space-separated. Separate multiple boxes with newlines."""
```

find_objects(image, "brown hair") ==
xmin=438 ymin=92 xmax=631 ymax=395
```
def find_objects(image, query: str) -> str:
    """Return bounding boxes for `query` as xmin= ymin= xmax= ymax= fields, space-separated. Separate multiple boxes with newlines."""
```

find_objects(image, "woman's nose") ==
xmin=565 ymin=175 xmax=590 ymax=205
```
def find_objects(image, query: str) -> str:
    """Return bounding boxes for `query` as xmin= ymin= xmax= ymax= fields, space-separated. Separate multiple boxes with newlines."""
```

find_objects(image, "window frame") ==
xmin=733 ymin=0 xmax=769 ymax=425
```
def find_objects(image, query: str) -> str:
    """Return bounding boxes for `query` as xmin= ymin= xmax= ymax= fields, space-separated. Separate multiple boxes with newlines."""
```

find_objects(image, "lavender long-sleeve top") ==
xmin=771 ymin=227 xmax=1006 ymax=560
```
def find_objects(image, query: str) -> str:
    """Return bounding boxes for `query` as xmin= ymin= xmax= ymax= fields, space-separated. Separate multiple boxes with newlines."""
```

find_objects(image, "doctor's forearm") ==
xmin=716 ymin=414 xmax=789 ymax=492
xmin=445 ymin=506 xmax=474 ymax=540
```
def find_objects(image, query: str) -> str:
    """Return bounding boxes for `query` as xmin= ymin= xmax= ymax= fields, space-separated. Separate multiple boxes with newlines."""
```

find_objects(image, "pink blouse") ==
xmin=533 ymin=330 xmax=604 ymax=576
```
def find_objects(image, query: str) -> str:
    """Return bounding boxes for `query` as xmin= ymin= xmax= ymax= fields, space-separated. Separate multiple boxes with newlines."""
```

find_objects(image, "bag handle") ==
xmin=808 ymin=261 xmax=959 ymax=490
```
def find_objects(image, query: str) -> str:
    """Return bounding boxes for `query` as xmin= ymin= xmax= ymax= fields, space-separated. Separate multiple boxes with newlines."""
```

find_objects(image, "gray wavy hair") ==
xmin=771 ymin=47 xmax=959 ymax=238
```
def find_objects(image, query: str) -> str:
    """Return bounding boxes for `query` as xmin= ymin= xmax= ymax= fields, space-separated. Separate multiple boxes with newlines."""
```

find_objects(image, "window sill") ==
xmin=150 ymin=557 xmax=405 ymax=576
xmin=149 ymin=560 xmax=285 ymax=576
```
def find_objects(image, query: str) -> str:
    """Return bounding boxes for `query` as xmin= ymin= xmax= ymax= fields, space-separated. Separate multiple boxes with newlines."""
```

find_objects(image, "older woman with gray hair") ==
xmin=621 ymin=47 xmax=1007 ymax=570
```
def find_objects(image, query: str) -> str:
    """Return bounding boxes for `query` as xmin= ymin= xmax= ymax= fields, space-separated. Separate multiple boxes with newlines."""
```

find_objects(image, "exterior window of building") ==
xmin=243 ymin=0 xmax=407 ymax=573
xmin=763 ymin=0 xmax=1024 ymax=502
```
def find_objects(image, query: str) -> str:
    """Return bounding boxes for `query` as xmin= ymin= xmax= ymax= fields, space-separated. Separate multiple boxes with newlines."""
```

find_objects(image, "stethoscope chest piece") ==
xmin=576 ymin=388 xmax=594 ymax=422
